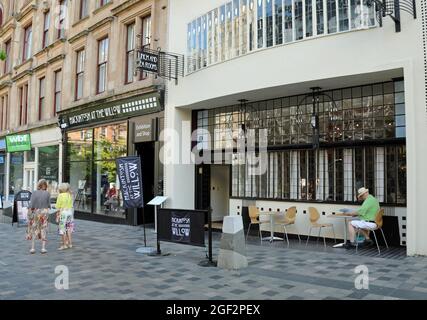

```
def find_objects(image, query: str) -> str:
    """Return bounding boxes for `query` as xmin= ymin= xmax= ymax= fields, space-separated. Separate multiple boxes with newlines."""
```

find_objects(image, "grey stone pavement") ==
xmin=1 ymin=216 xmax=427 ymax=300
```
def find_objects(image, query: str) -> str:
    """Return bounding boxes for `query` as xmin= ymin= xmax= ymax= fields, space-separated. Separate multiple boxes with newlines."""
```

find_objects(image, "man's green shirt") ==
xmin=357 ymin=194 xmax=380 ymax=221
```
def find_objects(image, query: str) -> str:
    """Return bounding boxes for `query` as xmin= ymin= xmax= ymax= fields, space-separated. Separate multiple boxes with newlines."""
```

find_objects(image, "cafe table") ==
xmin=260 ymin=211 xmax=283 ymax=242
xmin=327 ymin=212 xmax=355 ymax=247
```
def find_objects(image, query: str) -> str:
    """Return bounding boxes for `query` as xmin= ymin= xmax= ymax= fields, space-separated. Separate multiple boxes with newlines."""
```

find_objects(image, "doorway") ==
xmin=210 ymin=165 xmax=230 ymax=222
xmin=135 ymin=142 xmax=155 ymax=225
xmin=24 ymin=167 xmax=35 ymax=191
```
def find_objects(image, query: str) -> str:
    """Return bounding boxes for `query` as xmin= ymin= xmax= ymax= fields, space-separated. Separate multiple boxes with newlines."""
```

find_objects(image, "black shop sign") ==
xmin=136 ymin=51 xmax=159 ymax=73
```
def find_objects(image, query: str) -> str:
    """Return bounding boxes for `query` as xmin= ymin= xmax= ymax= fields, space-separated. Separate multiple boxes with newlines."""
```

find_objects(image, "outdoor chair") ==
xmin=306 ymin=207 xmax=336 ymax=247
xmin=355 ymin=208 xmax=389 ymax=255
xmin=246 ymin=206 xmax=267 ymax=242
xmin=274 ymin=206 xmax=301 ymax=246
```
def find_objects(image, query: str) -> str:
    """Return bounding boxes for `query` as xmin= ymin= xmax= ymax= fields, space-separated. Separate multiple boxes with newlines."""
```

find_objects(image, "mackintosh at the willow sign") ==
xmin=116 ymin=156 xmax=144 ymax=208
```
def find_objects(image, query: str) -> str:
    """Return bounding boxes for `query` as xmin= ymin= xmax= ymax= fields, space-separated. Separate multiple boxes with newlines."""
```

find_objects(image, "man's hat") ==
xmin=357 ymin=187 xmax=369 ymax=198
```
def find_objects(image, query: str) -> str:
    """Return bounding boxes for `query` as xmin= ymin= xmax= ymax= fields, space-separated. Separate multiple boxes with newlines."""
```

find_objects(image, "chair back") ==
xmin=308 ymin=207 xmax=320 ymax=223
xmin=285 ymin=206 xmax=297 ymax=224
xmin=248 ymin=206 xmax=259 ymax=224
xmin=375 ymin=208 xmax=385 ymax=229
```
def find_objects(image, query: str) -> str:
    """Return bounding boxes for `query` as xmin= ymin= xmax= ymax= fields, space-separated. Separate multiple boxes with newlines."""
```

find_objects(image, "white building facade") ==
xmin=165 ymin=0 xmax=427 ymax=256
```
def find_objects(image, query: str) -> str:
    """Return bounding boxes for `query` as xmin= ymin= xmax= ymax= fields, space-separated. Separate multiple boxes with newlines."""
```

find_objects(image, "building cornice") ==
xmin=47 ymin=54 xmax=66 ymax=65
xmin=0 ymin=20 xmax=17 ymax=38
xmin=112 ymin=0 xmax=143 ymax=16
xmin=68 ymin=30 xmax=90 ymax=44
xmin=13 ymin=58 xmax=33 ymax=72
xmin=12 ymin=69 xmax=33 ymax=82
xmin=0 ymin=80 xmax=13 ymax=90
xmin=15 ymin=4 xmax=37 ymax=23
xmin=88 ymin=17 xmax=114 ymax=32
xmin=92 ymin=1 xmax=114 ymax=16
xmin=33 ymin=62 xmax=48 ymax=73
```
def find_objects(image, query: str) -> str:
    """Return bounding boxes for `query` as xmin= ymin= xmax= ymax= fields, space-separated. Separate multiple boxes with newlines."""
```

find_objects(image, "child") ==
xmin=55 ymin=183 xmax=75 ymax=250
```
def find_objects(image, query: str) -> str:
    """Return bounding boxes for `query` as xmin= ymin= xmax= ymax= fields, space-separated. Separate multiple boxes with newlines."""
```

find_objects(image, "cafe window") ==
xmin=67 ymin=122 xmax=128 ymax=218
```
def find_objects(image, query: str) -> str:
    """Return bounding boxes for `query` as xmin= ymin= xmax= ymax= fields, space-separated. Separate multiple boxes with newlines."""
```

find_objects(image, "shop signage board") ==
xmin=116 ymin=156 xmax=144 ymax=209
xmin=0 ymin=139 xmax=6 ymax=150
xmin=134 ymin=118 xmax=157 ymax=143
xmin=59 ymin=93 xmax=162 ymax=130
xmin=136 ymin=49 xmax=159 ymax=73
xmin=157 ymin=209 xmax=206 ymax=247
xmin=6 ymin=134 xmax=32 ymax=153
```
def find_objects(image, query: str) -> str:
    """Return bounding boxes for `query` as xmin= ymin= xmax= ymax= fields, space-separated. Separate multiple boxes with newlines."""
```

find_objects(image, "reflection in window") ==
xmin=226 ymin=2 xmax=233 ymax=59
xmin=214 ymin=9 xmax=219 ymax=63
xmin=305 ymin=0 xmax=313 ymax=37
xmin=220 ymin=5 xmax=226 ymax=61
xmin=316 ymin=0 xmax=324 ymax=35
xmin=327 ymin=0 xmax=337 ymax=33
xmin=240 ymin=0 xmax=248 ymax=54
xmin=338 ymin=0 xmax=349 ymax=31
xmin=257 ymin=0 xmax=264 ymax=48
xmin=294 ymin=0 xmax=303 ymax=40
xmin=266 ymin=0 xmax=273 ymax=47
xmin=284 ymin=0 xmax=293 ymax=42
xmin=39 ymin=145 xmax=59 ymax=198
xmin=248 ymin=0 xmax=255 ymax=51
xmin=274 ymin=0 xmax=283 ymax=45
xmin=201 ymin=15 xmax=208 ymax=67
xmin=233 ymin=0 xmax=240 ymax=57
xmin=196 ymin=17 xmax=202 ymax=69
xmin=207 ymin=12 xmax=213 ymax=65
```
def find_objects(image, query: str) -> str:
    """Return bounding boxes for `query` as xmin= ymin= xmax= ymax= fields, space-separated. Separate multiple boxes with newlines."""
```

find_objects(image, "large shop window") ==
xmin=67 ymin=123 xmax=128 ymax=218
xmin=38 ymin=145 xmax=59 ymax=198
xmin=231 ymin=146 xmax=406 ymax=205
xmin=188 ymin=0 xmax=376 ymax=73
xmin=197 ymin=80 xmax=406 ymax=206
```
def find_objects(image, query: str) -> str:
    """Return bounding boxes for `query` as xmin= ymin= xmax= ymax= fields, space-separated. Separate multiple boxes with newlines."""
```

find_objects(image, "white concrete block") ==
xmin=222 ymin=215 xmax=243 ymax=234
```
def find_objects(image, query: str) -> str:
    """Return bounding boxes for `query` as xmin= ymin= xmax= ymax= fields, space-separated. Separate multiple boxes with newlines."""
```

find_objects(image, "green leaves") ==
xmin=0 ymin=50 xmax=6 ymax=61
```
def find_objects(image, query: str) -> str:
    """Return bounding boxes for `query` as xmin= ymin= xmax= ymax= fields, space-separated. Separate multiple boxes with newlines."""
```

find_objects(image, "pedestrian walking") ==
xmin=27 ymin=179 xmax=51 ymax=254
xmin=55 ymin=183 xmax=75 ymax=250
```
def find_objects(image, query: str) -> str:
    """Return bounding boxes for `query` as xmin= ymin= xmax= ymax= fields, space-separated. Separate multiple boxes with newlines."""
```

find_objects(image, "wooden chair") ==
xmin=355 ymin=208 xmax=389 ymax=255
xmin=274 ymin=206 xmax=301 ymax=246
xmin=306 ymin=207 xmax=336 ymax=247
xmin=246 ymin=206 xmax=267 ymax=242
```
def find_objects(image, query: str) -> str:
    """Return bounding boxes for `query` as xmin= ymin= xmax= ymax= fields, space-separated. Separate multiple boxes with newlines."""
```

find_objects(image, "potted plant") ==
xmin=0 ymin=50 xmax=6 ymax=61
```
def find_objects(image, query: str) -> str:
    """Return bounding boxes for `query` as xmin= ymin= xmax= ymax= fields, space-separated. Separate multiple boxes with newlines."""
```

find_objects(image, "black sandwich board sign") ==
xmin=157 ymin=209 xmax=207 ymax=247
xmin=12 ymin=190 xmax=32 ymax=227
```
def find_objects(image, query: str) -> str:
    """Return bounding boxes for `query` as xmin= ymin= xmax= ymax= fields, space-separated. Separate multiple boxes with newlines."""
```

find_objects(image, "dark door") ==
xmin=195 ymin=164 xmax=210 ymax=210
xmin=136 ymin=142 xmax=155 ymax=225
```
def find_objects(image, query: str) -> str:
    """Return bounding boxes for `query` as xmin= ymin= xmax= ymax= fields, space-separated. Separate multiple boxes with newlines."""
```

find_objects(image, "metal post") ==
xmin=394 ymin=0 xmax=401 ymax=32
xmin=208 ymin=207 xmax=213 ymax=263
xmin=156 ymin=207 xmax=161 ymax=254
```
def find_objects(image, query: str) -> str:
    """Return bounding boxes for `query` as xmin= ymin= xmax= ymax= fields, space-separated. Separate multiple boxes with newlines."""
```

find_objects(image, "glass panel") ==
xmin=266 ymin=0 xmax=273 ymax=47
xmin=233 ymin=0 xmax=241 ymax=57
xmin=207 ymin=12 xmax=213 ymax=65
xmin=93 ymin=161 xmax=125 ymax=218
xmin=274 ymin=0 xmax=283 ymax=44
xmin=248 ymin=0 xmax=256 ymax=50
xmin=226 ymin=2 xmax=233 ymax=59
xmin=257 ymin=0 xmax=264 ymax=48
xmin=38 ymin=145 xmax=59 ymax=198
xmin=240 ymin=0 xmax=248 ymax=54
xmin=386 ymin=146 xmax=397 ymax=203
xmin=305 ymin=0 xmax=313 ymax=37
xmin=327 ymin=0 xmax=337 ymax=33
xmin=10 ymin=153 xmax=24 ymax=196
xmin=397 ymin=145 xmax=406 ymax=204
xmin=316 ymin=0 xmax=324 ymax=34
xmin=338 ymin=0 xmax=349 ymax=31
xmin=67 ymin=129 xmax=93 ymax=162
xmin=284 ymin=0 xmax=293 ymax=42
xmin=201 ymin=15 xmax=208 ymax=67
xmin=94 ymin=123 xmax=128 ymax=161
xmin=294 ymin=0 xmax=303 ymax=40
xmin=69 ymin=161 xmax=92 ymax=213
xmin=220 ymin=6 xmax=226 ymax=61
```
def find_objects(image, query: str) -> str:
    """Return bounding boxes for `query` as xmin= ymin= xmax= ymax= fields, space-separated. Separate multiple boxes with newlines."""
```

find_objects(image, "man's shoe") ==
xmin=344 ymin=242 xmax=356 ymax=249
xmin=364 ymin=239 xmax=374 ymax=246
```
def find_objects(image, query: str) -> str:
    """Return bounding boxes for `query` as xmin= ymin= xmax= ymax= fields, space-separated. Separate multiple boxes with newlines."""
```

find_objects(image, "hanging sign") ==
xmin=116 ymin=156 xmax=144 ymax=209
xmin=136 ymin=49 xmax=159 ymax=73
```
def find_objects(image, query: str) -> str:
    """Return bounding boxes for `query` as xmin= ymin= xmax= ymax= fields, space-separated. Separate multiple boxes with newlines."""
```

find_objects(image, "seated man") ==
xmin=104 ymin=183 xmax=119 ymax=212
xmin=345 ymin=187 xmax=380 ymax=249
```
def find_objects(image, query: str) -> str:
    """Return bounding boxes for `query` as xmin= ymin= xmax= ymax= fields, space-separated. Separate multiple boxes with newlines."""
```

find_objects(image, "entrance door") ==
xmin=136 ymin=142 xmax=155 ymax=225
xmin=210 ymin=165 xmax=230 ymax=222
xmin=24 ymin=168 xmax=35 ymax=191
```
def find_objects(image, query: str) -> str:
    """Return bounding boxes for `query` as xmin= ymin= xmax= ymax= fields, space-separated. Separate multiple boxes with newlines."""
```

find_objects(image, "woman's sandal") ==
xmin=30 ymin=249 xmax=35 ymax=254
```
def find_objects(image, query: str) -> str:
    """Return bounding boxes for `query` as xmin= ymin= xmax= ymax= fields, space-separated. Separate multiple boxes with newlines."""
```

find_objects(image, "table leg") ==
xmin=333 ymin=217 xmax=348 ymax=248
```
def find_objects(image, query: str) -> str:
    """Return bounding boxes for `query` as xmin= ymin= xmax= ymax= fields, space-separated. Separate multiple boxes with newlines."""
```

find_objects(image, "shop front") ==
xmin=59 ymin=92 xmax=164 ymax=225
xmin=1 ymin=128 xmax=62 ymax=205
